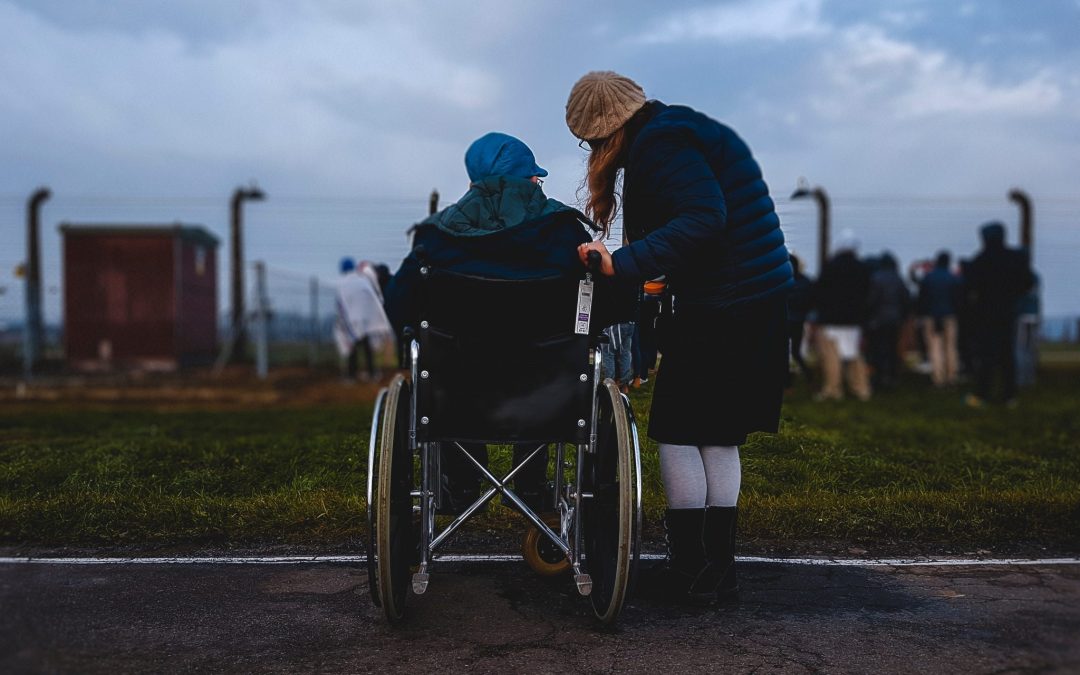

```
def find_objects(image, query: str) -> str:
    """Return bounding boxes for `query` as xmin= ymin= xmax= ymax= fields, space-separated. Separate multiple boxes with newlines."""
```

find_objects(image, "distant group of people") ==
xmin=787 ymin=222 xmax=1038 ymax=407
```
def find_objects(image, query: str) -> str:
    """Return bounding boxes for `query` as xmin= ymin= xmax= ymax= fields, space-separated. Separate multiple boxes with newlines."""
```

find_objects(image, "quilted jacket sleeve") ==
xmin=611 ymin=133 xmax=727 ymax=282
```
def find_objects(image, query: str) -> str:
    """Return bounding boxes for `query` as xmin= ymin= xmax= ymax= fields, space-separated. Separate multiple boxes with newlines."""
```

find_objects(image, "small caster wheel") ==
xmin=522 ymin=514 xmax=571 ymax=576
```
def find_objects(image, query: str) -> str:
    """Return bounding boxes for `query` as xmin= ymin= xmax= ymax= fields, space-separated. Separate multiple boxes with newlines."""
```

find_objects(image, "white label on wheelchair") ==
xmin=575 ymin=279 xmax=594 ymax=334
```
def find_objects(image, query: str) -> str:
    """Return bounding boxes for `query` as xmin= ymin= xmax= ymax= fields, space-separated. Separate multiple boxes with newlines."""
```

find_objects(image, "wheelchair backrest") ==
xmin=414 ymin=267 xmax=596 ymax=445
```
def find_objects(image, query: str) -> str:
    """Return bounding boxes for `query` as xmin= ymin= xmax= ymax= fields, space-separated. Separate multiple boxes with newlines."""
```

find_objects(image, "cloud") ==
xmin=0 ymin=2 xmax=501 ymax=194
xmin=633 ymin=0 xmax=829 ymax=44
xmin=878 ymin=7 xmax=928 ymax=29
xmin=812 ymin=25 xmax=1063 ymax=120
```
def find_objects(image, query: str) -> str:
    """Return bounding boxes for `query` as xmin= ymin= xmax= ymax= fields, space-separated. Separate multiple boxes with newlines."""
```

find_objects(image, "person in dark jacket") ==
xmin=917 ymin=251 xmax=963 ymax=387
xmin=865 ymin=252 xmax=911 ymax=390
xmin=964 ymin=222 xmax=1035 ymax=406
xmin=566 ymin=71 xmax=793 ymax=605
xmin=813 ymin=230 xmax=872 ymax=401
xmin=786 ymin=254 xmax=813 ymax=384
xmin=385 ymin=132 xmax=630 ymax=514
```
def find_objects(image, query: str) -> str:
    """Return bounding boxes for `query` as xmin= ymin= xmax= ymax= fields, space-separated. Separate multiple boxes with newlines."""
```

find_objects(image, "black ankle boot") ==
xmin=639 ymin=508 xmax=706 ymax=601
xmin=688 ymin=506 xmax=739 ymax=605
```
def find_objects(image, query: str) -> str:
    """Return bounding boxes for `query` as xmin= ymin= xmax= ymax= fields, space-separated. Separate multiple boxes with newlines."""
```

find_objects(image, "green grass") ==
xmin=1 ymin=368 xmax=1078 ymax=554
xmin=741 ymin=372 xmax=1080 ymax=550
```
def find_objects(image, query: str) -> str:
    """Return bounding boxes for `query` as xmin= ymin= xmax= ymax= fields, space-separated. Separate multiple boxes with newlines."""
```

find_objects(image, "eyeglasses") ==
xmin=535 ymin=178 xmax=544 ymax=187
xmin=578 ymin=137 xmax=605 ymax=152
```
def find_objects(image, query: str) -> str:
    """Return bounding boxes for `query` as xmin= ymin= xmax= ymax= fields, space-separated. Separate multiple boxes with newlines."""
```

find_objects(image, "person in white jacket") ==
xmin=335 ymin=257 xmax=393 ymax=381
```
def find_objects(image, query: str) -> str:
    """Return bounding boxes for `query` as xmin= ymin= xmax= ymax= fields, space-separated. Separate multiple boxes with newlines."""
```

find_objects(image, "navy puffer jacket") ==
xmin=613 ymin=102 xmax=793 ymax=310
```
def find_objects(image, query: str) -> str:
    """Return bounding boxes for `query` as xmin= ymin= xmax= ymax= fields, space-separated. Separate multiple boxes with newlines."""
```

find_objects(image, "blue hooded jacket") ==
xmin=613 ymin=102 xmax=793 ymax=310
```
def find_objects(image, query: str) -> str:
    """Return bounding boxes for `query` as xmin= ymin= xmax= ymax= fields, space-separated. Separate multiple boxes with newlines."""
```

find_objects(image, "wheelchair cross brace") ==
xmin=408 ymin=340 xmax=604 ymax=599
xmin=411 ymin=440 xmax=593 ymax=597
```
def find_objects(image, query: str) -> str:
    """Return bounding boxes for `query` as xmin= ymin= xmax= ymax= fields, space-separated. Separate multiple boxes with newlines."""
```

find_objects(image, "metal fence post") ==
xmin=791 ymin=179 xmax=830 ymax=275
xmin=229 ymin=185 xmax=265 ymax=363
xmin=254 ymin=261 xmax=270 ymax=380
xmin=309 ymin=276 xmax=319 ymax=367
xmin=24 ymin=187 xmax=50 ymax=378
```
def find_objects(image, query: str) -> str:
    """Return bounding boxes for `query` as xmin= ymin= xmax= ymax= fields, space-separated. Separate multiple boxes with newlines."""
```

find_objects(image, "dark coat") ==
xmin=814 ymin=251 xmax=871 ymax=326
xmin=385 ymin=177 xmax=633 ymax=337
xmin=787 ymin=271 xmax=813 ymax=324
xmin=611 ymin=102 xmax=793 ymax=310
xmin=966 ymin=244 xmax=1035 ymax=323
xmin=918 ymin=266 xmax=962 ymax=319
xmin=867 ymin=267 xmax=911 ymax=328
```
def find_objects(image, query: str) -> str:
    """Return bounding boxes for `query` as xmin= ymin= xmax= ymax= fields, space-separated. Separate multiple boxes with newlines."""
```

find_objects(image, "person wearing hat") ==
xmin=566 ymin=71 xmax=793 ymax=605
xmin=384 ymin=131 xmax=632 ymax=514
xmin=335 ymin=256 xmax=393 ymax=382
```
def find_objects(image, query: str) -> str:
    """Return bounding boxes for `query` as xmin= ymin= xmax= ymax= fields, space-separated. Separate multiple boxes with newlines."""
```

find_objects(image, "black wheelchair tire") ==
xmin=374 ymin=374 xmax=414 ymax=624
xmin=366 ymin=387 xmax=389 ymax=608
xmin=581 ymin=379 xmax=639 ymax=624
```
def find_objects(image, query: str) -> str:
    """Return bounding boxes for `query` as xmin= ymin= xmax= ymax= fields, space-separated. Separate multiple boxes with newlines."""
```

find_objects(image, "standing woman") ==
xmin=567 ymin=71 xmax=793 ymax=604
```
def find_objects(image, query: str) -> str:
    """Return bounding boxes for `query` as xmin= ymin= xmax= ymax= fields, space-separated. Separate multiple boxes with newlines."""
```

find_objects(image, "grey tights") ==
xmin=657 ymin=443 xmax=741 ymax=509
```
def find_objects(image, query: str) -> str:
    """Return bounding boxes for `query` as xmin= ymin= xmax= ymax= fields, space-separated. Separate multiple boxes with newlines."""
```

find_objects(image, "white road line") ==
xmin=0 ymin=555 xmax=1077 ymax=567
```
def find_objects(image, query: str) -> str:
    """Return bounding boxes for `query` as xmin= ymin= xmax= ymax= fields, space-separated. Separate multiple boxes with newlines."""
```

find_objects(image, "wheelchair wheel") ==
xmin=522 ymin=514 xmax=571 ymax=577
xmin=580 ymin=379 xmax=641 ymax=624
xmin=366 ymin=386 xmax=389 ymax=608
xmin=373 ymin=373 xmax=415 ymax=623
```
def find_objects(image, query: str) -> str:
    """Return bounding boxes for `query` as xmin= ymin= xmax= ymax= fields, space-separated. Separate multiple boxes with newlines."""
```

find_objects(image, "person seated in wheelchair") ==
xmin=384 ymin=131 xmax=633 ymax=516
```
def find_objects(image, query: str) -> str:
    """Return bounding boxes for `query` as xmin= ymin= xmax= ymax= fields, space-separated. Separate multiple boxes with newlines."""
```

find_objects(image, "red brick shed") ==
xmin=60 ymin=224 xmax=220 ymax=371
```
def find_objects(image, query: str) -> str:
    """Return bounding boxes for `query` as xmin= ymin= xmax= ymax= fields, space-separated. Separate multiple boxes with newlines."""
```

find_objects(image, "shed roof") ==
xmin=58 ymin=223 xmax=220 ymax=247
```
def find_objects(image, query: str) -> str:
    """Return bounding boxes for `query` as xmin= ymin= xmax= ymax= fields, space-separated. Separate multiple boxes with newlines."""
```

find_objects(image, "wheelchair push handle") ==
xmin=586 ymin=250 xmax=603 ymax=276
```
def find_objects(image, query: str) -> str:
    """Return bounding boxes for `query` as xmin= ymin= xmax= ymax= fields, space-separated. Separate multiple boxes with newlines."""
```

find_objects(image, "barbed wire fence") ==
xmin=258 ymin=263 xmax=338 ymax=369
xmin=1 ymin=190 xmax=1078 ymax=377
xmin=213 ymin=263 xmax=342 ymax=377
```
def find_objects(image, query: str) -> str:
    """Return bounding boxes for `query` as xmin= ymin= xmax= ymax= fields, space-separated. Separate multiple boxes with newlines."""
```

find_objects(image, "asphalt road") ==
xmin=2 ymin=559 xmax=1078 ymax=673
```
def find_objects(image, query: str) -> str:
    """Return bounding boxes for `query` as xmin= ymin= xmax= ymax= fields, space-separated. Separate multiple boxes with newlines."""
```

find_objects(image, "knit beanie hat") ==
xmin=464 ymin=132 xmax=547 ymax=183
xmin=565 ymin=71 xmax=647 ymax=141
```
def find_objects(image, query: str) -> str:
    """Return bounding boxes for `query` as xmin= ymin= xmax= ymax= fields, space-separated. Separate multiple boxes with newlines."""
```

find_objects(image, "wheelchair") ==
xmin=366 ymin=255 xmax=643 ymax=624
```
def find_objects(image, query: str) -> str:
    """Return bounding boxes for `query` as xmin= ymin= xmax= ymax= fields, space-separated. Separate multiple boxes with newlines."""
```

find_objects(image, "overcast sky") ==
xmin=2 ymin=0 xmax=1078 ymax=321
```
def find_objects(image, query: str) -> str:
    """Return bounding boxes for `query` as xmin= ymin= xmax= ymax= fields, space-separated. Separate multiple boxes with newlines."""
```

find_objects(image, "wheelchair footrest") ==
xmin=412 ymin=572 xmax=430 ymax=595
xmin=574 ymin=573 xmax=593 ymax=596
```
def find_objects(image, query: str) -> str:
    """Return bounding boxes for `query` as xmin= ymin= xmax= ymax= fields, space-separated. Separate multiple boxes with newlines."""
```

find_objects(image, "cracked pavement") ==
xmin=2 ymin=560 xmax=1078 ymax=673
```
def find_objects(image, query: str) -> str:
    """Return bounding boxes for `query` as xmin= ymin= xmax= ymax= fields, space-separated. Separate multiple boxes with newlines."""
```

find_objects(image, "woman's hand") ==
xmin=577 ymin=241 xmax=616 ymax=277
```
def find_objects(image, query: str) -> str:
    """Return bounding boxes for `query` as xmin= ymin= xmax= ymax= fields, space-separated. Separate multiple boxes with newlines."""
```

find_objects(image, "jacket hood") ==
xmin=423 ymin=176 xmax=576 ymax=237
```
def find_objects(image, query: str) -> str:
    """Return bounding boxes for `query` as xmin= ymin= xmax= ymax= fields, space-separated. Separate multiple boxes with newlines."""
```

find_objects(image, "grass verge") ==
xmin=2 ymin=369 xmax=1078 ymax=554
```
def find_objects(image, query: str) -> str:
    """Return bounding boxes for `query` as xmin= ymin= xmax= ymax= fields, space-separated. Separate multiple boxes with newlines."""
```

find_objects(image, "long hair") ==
xmin=580 ymin=125 xmax=629 ymax=239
